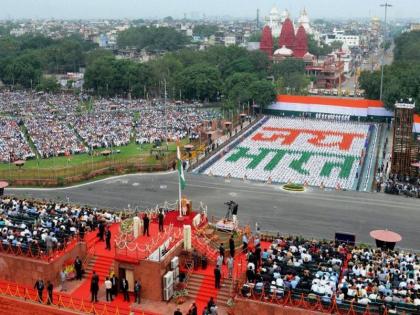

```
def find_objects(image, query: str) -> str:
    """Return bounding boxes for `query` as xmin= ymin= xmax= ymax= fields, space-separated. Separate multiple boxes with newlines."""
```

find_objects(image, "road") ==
xmin=9 ymin=172 xmax=420 ymax=249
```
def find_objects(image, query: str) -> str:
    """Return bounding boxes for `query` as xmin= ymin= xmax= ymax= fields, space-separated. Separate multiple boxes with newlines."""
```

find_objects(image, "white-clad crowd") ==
xmin=241 ymin=235 xmax=420 ymax=312
xmin=0 ymin=91 xmax=221 ymax=161
xmin=0 ymin=196 xmax=119 ymax=255
xmin=135 ymin=104 xmax=218 ymax=144
xmin=0 ymin=118 xmax=34 ymax=162
xmin=72 ymin=112 xmax=132 ymax=148
xmin=25 ymin=116 xmax=86 ymax=158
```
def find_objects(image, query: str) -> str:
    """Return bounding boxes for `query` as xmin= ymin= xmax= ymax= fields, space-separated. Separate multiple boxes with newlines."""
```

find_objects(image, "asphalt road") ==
xmin=8 ymin=171 xmax=420 ymax=249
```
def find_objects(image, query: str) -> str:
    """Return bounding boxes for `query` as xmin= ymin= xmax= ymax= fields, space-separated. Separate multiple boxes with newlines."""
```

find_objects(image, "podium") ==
xmin=181 ymin=197 xmax=192 ymax=216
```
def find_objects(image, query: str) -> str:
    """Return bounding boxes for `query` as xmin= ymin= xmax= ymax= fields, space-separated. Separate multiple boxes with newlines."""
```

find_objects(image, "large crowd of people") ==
xmin=72 ymin=112 xmax=133 ymax=148
xmin=0 ymin=117 xmax=34 ymax=162
xmin=135 ymin=104 xmax=217 ymax=144
xmin=240 ymin=236 xmax=420 ymax=312
xmin=383 ymin=174 xmax=420 ymax=198
xmin=0 ymin=196 xmax=117 ymax=256
xmin=0 ymin=90 xmax=221 ymax=162
xmin=25 ymin=116 xmax=86 ymax=158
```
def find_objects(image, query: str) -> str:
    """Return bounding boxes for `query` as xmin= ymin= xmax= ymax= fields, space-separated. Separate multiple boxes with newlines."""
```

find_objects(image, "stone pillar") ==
xmin=133 ymin=216 xmax=141 ymax=238
xmin=183 ymin=225 xmax=191 ymax=250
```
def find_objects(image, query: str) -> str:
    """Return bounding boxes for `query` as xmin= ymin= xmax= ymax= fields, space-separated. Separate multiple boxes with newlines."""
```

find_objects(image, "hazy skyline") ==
xmin=1 ymin=0 xmax=417 ymax=20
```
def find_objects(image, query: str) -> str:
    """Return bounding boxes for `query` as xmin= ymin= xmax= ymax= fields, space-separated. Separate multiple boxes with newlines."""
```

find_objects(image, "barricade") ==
xmin=234 ymin=284 xmax=399 ymax=315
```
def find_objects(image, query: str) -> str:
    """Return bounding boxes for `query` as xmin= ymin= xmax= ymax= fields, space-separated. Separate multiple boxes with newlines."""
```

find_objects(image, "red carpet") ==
xmin=189 ymin=239 xmax=270 ymax=313
xmin=193 ymin=263 xmax=220 ymax=313
xmin=70 ymin=223 xmax=160 ymax=315
xmin=161 ymin=210 xmax=199 ymax=228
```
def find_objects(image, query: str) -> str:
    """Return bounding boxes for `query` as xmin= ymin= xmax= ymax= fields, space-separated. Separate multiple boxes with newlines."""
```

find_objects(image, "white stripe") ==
xmin=268 ymin=102 xmax=393 ymax=117
xmin=8 ymin=171 xmax=177 ymax=191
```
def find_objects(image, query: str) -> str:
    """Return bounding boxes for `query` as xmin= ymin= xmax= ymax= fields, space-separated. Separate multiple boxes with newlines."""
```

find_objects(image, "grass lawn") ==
xmin=0 ymin=141 xmax=184 ymax=171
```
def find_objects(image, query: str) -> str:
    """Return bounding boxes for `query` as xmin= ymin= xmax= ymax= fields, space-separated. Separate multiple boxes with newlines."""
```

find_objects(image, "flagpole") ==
xmin=178 ymin=174 xmax=182 ymax=218
xmin=177 ymin=145 xmax=183 ymax=218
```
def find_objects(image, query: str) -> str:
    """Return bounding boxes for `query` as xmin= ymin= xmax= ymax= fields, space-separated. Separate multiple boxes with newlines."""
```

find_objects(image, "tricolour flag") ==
xmin=177 ymin=146 xmax=186 ymax=190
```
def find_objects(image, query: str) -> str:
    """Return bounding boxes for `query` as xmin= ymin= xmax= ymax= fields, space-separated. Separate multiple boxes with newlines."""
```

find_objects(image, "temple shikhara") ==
xmin=260 ymin=7 xmax=312 ymax=62
xmin=260 ymin=7 xmax=348 ymax=89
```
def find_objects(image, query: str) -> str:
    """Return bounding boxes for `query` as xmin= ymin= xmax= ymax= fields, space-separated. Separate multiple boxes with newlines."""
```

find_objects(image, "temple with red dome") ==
xmin=278 ymin=18 xmax=296 ymax=50
xmin=259 ymin=25 xmax=274 ymax=57
xmin=259 ymin=16 xmax=309 ymax=62
xmin=293 ymin=25 xmax=309 ymax=58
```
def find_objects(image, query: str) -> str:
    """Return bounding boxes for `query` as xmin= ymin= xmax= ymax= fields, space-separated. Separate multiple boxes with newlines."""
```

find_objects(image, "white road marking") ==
xmin=8 ymin=170 xmax=177 ymax=191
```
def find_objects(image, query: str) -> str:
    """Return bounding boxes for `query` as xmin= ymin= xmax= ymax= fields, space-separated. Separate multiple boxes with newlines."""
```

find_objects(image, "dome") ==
xmin=298 ymin=8 xmax=309 ymax=24
xmin=270 ymin=6 xmax=280 ymax=15
xmin=274 ymin=45 xmax=293 ymax=57
xmin=303 ymin=52 xmax=314 ymax=61
xmin=280 ymin=9 xmax=289 ymax=22
xmin=269 ymin=6 xmax=281 ymax=21
xmin=278 ymin=18 xmax=295 ymax=50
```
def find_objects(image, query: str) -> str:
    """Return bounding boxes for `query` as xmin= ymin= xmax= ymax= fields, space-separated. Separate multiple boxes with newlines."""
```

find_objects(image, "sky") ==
xmin=1 ymin=0 xmax=418 ymax=20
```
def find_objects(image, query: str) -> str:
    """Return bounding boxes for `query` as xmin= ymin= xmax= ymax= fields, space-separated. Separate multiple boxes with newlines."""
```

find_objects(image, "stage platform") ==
xmin=113 ymin=210 xmax=202 ymax=263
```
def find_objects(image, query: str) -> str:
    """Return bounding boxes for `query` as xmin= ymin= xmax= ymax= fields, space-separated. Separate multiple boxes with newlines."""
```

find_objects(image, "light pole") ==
xmin=379 ymin=1 xmax=392 ymax=101
xmin=163 ymin=79 xmax=168 ymax=151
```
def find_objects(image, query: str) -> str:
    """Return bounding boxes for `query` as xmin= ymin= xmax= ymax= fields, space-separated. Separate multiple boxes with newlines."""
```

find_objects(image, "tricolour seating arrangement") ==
xmin=204 ymin=117 xmax=372 ymax=190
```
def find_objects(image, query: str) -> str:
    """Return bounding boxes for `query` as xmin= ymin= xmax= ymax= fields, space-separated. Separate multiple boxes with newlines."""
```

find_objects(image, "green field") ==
xmin=0 ymin=140 xmax=193 ymax=186
xmin=0 ymin=141 xmax=186 ymax=171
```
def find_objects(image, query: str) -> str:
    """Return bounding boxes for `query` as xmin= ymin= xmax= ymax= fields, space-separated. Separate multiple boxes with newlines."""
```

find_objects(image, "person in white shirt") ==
xmin=105 ymin=277 xmax=113 ymax=302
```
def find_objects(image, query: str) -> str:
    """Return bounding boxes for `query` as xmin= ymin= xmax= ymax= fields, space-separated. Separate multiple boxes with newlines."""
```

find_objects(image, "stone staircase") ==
xmin=216 ymin=277 xmax=233 ymax=307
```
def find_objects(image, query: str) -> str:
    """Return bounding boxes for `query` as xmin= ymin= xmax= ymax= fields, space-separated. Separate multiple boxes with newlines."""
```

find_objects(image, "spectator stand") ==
xmin=234 ymin=232 xmax=419 ymax=315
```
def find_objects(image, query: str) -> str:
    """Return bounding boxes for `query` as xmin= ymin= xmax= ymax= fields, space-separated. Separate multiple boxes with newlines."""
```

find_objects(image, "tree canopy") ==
xmin=84 ymin=44 xmax=276 ymax=108
xmin=394 ymin=31 xmax=420 ymax=63
xmin=307 ymin=34 xmax=339 ymax=58
xmin=271 ymin=59 xmax=309 ymax=94
xmin=193 ymin=25 xmax=218 ymax=38
xmin=359 ymin=31 xmax=420 ymax=113
xmin=0 ymin=34 xmax=96 ymax=88
xmin=117 ymin=26 xmax=190 ymax=51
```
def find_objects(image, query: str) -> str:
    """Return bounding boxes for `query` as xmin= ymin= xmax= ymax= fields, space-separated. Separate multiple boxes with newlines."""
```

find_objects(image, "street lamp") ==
xmin=379 ymin=1 xmax=392 ymax=101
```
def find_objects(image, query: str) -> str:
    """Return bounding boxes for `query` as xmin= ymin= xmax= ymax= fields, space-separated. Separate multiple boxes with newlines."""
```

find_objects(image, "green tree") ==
xmin=249 ymin=80 xmax=276 ymax=108
xmin=84 ymin=56 xmax=116 ymax=96
xmin=272 ymin=59 xmax=306 ymax=80
xmin=36 ymin=77 xmax=60 ymax=93
xmin=85 ymin=49 xmax=114 ymax=66
xmin=1 ymin=52 xmax=42 ymax=88
xmin=394 ymin=31 xmax=420 ymax=62
xmin=175 ymin=63 xmax=222 ymax=101
xmin=117 ymin=26 xmax=189 ymax=51
xmin=285 ymin=73 xmax=310 ymax=94
xmin=193 ymin=25 xmax=219 ymax=38
xmin=248 ymin=32 xmax=262 ymax=42
xmin=308 ymin=35 xmax=343 ymax=58
xmin=0 ymin=37 xmax=19 ymax=61
xmin=359 ymin=71 xmax=381 ymax=100
xmin=224 ymin=72 xmax=259 ymax=92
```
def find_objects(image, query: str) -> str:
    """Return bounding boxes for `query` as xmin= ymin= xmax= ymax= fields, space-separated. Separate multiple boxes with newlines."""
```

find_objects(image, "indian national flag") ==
xmin=177 ymin=146 xmax=186 ymax=190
